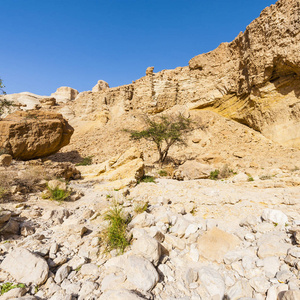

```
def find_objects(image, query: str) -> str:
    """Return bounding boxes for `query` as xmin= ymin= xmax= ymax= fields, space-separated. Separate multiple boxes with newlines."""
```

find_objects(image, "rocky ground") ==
xmin=0 ymin=155 xmax=300 ymax=300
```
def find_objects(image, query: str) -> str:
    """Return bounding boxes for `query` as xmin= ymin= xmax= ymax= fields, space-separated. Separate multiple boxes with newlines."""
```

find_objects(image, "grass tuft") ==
xmin=209 ymin=169 xmax=219 ymax=180
xmin=139 ymin=175 xmax=156 ymax=183
xmin=102 ymin=203 xmax=131 ymax=254
xmin=43 ymin=186 xmax=70 ymax=202
xmin=134 ymin=201 xmax=149 ymax=214
xmin=76 ymin=156 xmax=93 ymax=166
xmin=0 ymin=282 xmax=25 ymax=295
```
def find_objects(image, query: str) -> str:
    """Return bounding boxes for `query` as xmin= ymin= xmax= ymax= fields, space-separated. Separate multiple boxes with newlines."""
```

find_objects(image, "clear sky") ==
xmin=2 ymin=0 xmax=277 ymax=95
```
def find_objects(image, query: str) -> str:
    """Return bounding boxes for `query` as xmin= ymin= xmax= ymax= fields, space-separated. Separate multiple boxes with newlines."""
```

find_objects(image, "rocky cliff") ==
xmin=70 ymin=0 xmax=300 ymax=148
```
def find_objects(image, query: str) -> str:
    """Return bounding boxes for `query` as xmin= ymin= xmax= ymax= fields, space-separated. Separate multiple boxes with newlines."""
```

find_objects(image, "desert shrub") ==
xmin=102 ymin=203 xmax=131 ymax=254
xmin=0 ymin=282 xmax=25 ymax=295
xmin=139 ymin=175 xmax=156 ymax=183
xmin=219 ymin=164 xmax=236 ymax=178
xmin=158 ymin=170 xmax=168 ymax=177
xmin=76 ymin=156 xmax=93 ymax=166
xmin=247 ymin=175 xmax=254 ymax=181
xmin=209 ymin=169 xmax=219 ymax=180
xmin=134 ymin=201 xmax=149 ymax=214
xmin=126 ymin=113 xmax=193 ymax=164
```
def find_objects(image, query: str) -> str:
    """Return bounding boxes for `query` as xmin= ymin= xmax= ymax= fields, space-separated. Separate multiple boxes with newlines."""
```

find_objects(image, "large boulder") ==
xmin=51 ymin=86 xmax=79 ymax=103
xmin=1 ymin=247 xmax=49 ymax=285
xmin=0 ymin=110 xmax=74 ymax=160
xmin=77 ymin=147 xmax=144 ymax=189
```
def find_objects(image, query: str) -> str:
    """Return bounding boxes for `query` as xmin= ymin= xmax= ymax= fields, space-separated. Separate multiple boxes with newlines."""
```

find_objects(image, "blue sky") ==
xmin=2 ymin=0 xmax=277 ymax=95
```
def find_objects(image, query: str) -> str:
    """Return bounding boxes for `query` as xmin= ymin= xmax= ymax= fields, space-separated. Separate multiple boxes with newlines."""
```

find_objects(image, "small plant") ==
xmin=158 ymin=170 xmax=168 ymax=177
xmin=102 ymin=203 xmax=131 ymax=254
xmin=273 ymin=222 xmax=278 ymax=227
xmin=106 ymin=194 xmax=113 ymax=199
xmin=134 ymin=201 xmax=149 ymax=214
xmin=76 ymin=156 xmax=93 ymax=166
xmin=139 ymin=175 xmax=156 ymax=183
xmin=0 ymin=282 xmax=25 ymax=295
xmin=209 ymin=169 xmax=219 ymax=180
xmin=248 ymin=176 xmax=254 ymax=182
xmin=291 ymin=166 xmax=299 ymax=172
xmin=260 ymin=175 xmax=272 ymax=180
xmin=190 ymin=206 xmax=197 ymax=216
xmin=43 ymin=186 xmax=70 ymax=202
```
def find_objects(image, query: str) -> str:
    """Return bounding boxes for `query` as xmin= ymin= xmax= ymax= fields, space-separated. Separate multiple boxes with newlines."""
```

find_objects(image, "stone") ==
xmin=47 ymin=180 xmax=67 ymax=191
xmin=0 ymin=110 xmax=74 ymax=160
xmin=257 ymin=233 xmax=290 ymax=259
xmin=261 ymin=209 xmax=288 ymax=226
xmin=1 ymin=247 xmax=49 ymax=285
xmin=124 ymin=255 xmax=159 ymax=292
xmin=263 ymin=256 xmax=280 ymax=278
xmin=0 ymin=154 xmax=12 ymax=166
xmin=131 ymin=235 xmax=162 ymax=266
xmin=227 ymin=280 xmax=254 ymax=300
xmin=197 ymin=227 xmax=240 ymax=263
xmin=128 ymin=212 xmax=155 ymax=228
xmin=173 ymin=160 xmax=214 ymax=180
xmin=100 ymin=289 xmax=145 ymax=300
xmin=54 ymin=264 xmax=71 ymax=284
xmin=197 ymin=267 xmax=225 ymax=300
xmin=80 ymin=263 xmax=99 ymax=276
xmin=100 ymin=273 xmax=126 ymax=291
xmin=278 ymin=290 xmax=300 ymax=300
xmin=0 ymin=287 xmax=26 ymax=300
xmin=51 ymin=86 xmax=79 ymax=103
xmin=78 ymin=147 xmax=144 ymax=188
xmin=92 ymin=80 xmax=109 ymax=92
xmin=249 ymin=276 xmax=270 ymax=294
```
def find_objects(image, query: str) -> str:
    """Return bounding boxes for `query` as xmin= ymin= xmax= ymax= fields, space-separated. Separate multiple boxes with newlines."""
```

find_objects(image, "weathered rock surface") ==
xmin=0 ymin=110 xmax=74 ymax=159
xmin=77 ymin=147 xmax=144 ymax=189
xmin=67 ymin=0 xmax=300 ymax=151
xmin=1 ymin=248 xmax=49 ymax=285
xmin=92 ymin=80 xmax=109 ymax=92
xmin=51 ymin=86 xmax=79 ymax=103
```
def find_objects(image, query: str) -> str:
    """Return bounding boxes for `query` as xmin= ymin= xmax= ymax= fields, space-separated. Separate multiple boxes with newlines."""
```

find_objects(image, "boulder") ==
xmin=92 ymin=80 xmax=109 ymax=92
xmin=100 ymin=289 xmax=145 ymax=300
xmin=173 ymin=160 xmax=214 ymax=180
xmin=278 ymin=290 xmax=300 ymax=300
xmin=1 ymin=247 xmax=49 ymax=285
xmin=51 ymin=86 xmax=79 ymax=103
xmin=77 ymin=147 xmax=144 ymax=188
xmin=0 ymin=110 xmax=74 ymax=160
xmin=0 ymin=154 xmax=12 ymax=166
xmin=197 ymin=227 xmax=240 ymax=263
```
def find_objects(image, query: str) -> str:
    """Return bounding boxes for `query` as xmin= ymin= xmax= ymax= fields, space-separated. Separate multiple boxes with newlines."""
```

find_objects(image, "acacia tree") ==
xmin=127 ymin=114 xmax=192 ymax=164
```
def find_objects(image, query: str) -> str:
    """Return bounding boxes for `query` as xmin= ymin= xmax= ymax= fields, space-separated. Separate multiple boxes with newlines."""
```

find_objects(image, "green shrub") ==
xmin=102 ymin=203 xmax=131 ymax=254
xmin=158 ymin=170 xmax=168 ymax=177
xmin=139 ymin=175 xmax=156 ymax=183
xmin=0 ymin=282 xmax=25 ymax=295
xmin=43 ymin=186 xmax=70 ymax=202
xmin=134 ymin=201 xmax=149 ymax=214
xmin=76 ymin=156 xmax=93 ymax=166
xmin=248 ymin=175 xmax=254 ymax=182
xmin=209 ymin=169 xmax=219 ymax=180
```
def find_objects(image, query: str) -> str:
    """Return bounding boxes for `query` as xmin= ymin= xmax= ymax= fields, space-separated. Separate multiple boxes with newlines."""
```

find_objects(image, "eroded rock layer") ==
xmin=70 ymin=0 xmax=300 ymax=148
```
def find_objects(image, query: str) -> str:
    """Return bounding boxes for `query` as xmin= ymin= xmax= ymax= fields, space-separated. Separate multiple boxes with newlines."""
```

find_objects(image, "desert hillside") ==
xmin=0 ymin=0 xmax=300 ymax=299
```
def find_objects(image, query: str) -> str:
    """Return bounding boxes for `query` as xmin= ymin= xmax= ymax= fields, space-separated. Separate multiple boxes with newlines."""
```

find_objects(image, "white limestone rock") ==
xmin=1 ymin=247 xmax=49 ymax=285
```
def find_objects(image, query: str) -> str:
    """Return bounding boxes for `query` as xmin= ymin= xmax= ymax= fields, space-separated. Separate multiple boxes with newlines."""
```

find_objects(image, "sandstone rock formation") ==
xmin=0 ymin=110 xmax=74 ymax=160
xmin=92 ymin=80 xmax=109 ymax=92
xmin=51 ymin=86 xmax=79 ymax=103
xmin=68 ymin=0 xmax=300 ymax=149
xmin=77 ymin=147 xmax=144 ymax=189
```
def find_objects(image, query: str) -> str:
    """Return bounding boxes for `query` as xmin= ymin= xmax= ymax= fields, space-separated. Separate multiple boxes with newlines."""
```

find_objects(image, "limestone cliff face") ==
xmin=71 ymin=0 xmax=300 ymax=147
